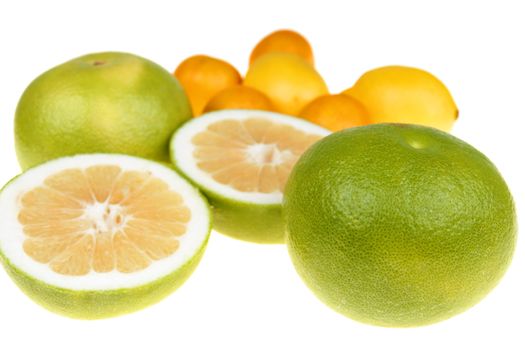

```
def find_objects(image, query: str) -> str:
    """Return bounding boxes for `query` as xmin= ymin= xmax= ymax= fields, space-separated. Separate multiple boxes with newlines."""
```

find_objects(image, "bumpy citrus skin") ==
xmin=201 ymin=191 xmax=283 ymax=244
xmin=0 ymin=238 xmax=208 ymax=319
xmin=284 ymin=124 xmax=517 ymax=327
xmin=15 ymin=52 xmax=192 ymax=170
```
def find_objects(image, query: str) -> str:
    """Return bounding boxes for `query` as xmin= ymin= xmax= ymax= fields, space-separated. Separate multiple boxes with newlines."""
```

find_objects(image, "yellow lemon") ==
xmin=244 ymin=53 xmax=328 ymax=116
xmin=344 ymin=66 xmax=458 ymax=131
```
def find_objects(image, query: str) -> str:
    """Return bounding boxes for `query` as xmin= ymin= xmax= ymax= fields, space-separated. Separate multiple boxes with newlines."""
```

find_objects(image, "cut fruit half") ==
xmin=170 ymin=110 xmax=330 ymax=243
xmin=0 ymin=154 xmax=211 ymax=319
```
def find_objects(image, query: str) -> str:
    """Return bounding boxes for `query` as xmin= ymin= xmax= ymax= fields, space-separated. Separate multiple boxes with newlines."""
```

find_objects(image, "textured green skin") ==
xmin=0 ymin=159 xmax=212 ymax=319
xmin=15 ymin=52 xmax=192 ymax=170
xmin=0 ymin=238 xmax=208 ymax=319
xmin=205 ymin=192 xmax=283 ymax=244
xmin=170 ymin=136 xmax=284 ymax=244
xmin=284 ymin=124 xmax=517 ymax=327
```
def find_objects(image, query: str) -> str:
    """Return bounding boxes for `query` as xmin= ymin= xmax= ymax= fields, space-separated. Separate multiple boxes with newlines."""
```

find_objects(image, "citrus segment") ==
xmin=191 ymin=118 xmax=320 ymax=193
xmin=170 ymin=110 xmax=330 ymax=243
xmin=18 ymin=165 xmax=190 ymax=276
xmin=0 ymin=154 xmax=211 ymax=319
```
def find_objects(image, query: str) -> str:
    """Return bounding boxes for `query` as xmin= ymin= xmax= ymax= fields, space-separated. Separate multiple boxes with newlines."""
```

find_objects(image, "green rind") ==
xmin=15 ymin=51 xmax=192 ymax=170
xmin=205 ymin=192 xmax=283 ymax=244
xmin=284 ymin=123 xmax=518 ymax=327
xmin=0 ymin=235 xmax=208 ymax=319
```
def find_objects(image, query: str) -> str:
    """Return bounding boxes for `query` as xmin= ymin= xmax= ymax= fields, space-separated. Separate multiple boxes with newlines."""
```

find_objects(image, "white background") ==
xmin=0 ymin=1 xmax=524 ymax=349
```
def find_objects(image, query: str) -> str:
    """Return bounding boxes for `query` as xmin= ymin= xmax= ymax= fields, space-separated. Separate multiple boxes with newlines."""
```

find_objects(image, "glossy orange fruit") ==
xmin=203 ymin=86 xmax=274 ymax=113
xmin=174 ymin=55 xmax=241 ymax=116
xmin=250 ymin=29 xmax=314 ymax=66
xmin=298 ymin=94 xmax=369 ymax=131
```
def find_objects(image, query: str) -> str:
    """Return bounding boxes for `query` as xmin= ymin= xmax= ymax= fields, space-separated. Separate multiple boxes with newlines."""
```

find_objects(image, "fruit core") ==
xmin=245 ymin=143 xmax=294 ymax=166
xmin=84 ymin=202 xmax=127 ymax=235
xmin=18 ymin=165 xmax=191 ymax=276
xmin=191 ymin=117 xmax=322 ymax=193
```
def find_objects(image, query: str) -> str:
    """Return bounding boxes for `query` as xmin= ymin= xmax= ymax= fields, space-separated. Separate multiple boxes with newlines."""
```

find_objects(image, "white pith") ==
xmin=0 ymin=154 xmax=210 ymax=291
xmin=171 ymin=110 xmax=330 ymax=205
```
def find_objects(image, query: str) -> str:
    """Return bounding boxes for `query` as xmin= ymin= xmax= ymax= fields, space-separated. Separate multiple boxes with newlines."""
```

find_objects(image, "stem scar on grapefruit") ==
xmin=170 ymin=110 xmax=330 ymax=243
xmin=0 ymin=154 xmax=211 ymax=319
xmin=284 ymin=123 xmax=517 ymax=327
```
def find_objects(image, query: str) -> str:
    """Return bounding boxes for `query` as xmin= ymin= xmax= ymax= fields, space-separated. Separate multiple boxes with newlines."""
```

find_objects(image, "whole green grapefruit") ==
xmin=284 ymin=124 xmax=517 ymax=327
xmin=15 ymin=52 xmax=192 ymax=170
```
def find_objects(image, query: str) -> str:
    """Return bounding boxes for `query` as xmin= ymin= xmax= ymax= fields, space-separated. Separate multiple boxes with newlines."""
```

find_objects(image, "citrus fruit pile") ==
xmin=174 ymin=29 xmax=458 ymax=132
xmin=0 ymin=30 xmax=517 ymax=327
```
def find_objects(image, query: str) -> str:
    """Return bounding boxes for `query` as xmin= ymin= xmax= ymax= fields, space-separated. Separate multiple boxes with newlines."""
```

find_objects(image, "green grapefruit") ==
xmin=15 ymin=52 xmax=192 ymax=170
xmin=284 ymin=124 xmax=517 ymax=327
xmin=0 ymin=154 xmax=211 ymax=319
xmin=170 ymin=109 xmax=329 ymax=243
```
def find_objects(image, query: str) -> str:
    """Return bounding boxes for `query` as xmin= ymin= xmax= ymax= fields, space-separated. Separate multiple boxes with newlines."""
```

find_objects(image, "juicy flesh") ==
xmin=192 ymin=118 xmax=322 ymax=193
xmin=18 ymin=166 xmax=191 ymax=276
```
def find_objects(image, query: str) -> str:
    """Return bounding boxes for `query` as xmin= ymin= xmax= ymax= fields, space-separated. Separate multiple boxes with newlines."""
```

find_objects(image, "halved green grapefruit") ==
xmin=0 ymin=154 xmax=210 ymax=319
xmin=170 ymin=110 xmax=330 ymax=243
